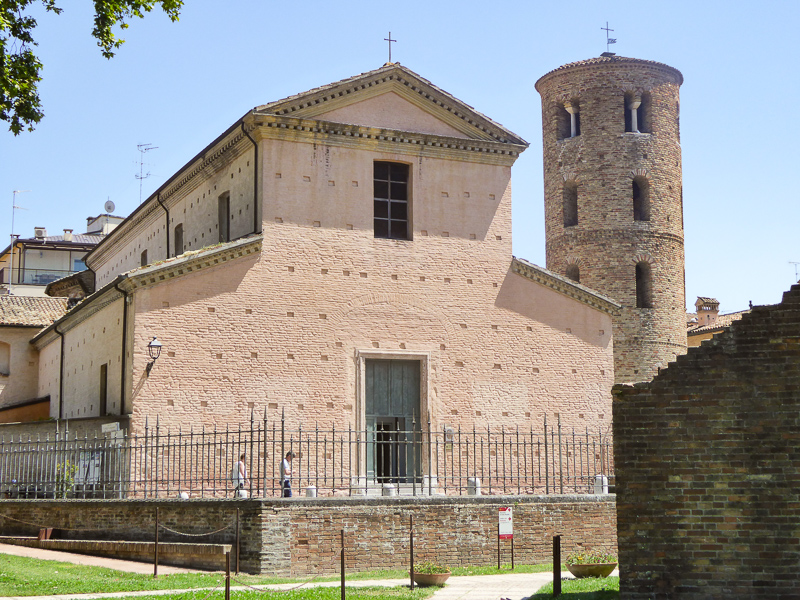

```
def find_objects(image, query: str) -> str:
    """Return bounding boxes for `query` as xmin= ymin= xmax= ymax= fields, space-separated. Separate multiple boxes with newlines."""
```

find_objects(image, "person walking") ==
xmin=280 ymin=451 xmax=294 ymax=497
xmin=233 ymin=452 xmax=248 ymax=497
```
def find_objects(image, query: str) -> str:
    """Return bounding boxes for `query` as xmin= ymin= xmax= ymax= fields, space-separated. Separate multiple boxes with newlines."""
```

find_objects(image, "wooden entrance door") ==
xmin=365 ymin=359 xmax=421 ymax=483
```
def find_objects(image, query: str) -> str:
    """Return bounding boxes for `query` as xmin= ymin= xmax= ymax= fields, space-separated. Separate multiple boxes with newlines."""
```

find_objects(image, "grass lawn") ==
xmin=0 ymin=553 xmax=553 ymax=597
xmin=532 ymin=576 xmax=619 ymax=598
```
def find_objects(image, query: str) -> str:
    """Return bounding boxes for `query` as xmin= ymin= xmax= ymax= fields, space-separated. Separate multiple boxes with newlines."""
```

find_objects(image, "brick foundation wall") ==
xmin=613 ymin=284 xmax=800 ymax=599
xmin=0 ymin=495 xmax=616 ymax=575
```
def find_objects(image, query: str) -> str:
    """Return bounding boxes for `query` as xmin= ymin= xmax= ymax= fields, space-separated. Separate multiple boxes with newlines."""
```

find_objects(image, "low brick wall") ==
xmin=0 ymin=496 xmax=616 ymax=575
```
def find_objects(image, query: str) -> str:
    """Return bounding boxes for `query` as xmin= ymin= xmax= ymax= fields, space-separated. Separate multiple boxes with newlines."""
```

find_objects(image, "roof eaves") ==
xmin=511 ymin=257 xmax=621 ymax=315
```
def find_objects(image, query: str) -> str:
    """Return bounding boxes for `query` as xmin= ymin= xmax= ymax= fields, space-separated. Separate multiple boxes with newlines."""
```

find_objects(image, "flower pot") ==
xmin=567 ymin=563 xmax=617 ymax=578
xmin=412 ymin=571 xmax=451 ymax=586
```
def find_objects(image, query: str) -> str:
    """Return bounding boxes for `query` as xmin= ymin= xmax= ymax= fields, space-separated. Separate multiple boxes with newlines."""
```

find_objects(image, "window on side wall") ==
xmin=174 ymin=223 xmax=184 ymax=256
xmin=0 ymin=342 xmax=10 ymax=376
xmin=218 ymin=192 xmax=231 ymax=243
xmin=374 ymin=162 xmax=410 ymax=240
xmin=140 ymin=250 xmax=148 ymax=267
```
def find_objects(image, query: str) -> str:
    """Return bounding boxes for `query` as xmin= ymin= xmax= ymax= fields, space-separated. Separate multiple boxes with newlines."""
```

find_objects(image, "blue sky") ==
xmin=2 ymin=0 xmax=798 ymax=313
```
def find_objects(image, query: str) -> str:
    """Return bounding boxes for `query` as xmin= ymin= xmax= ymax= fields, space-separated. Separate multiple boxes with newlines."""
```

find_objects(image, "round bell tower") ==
xmin=535 ymin=54 xmax=686 ymax=383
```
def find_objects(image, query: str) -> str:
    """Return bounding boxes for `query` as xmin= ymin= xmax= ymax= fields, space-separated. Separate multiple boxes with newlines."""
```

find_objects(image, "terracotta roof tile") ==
xmin=687 ymin=310 xmax=750 ymax=335
xmin=535 ymin=55 xmax=684 ymax=89
xmin=0 ymin=296 xmax=68 ymax=327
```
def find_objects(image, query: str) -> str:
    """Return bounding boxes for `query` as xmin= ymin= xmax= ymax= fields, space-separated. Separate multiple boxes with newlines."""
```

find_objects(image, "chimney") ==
xmin=34 ymin=227 xmax=47 ymax=239
xmin=63 ymin=229 xmax=73 ymax=242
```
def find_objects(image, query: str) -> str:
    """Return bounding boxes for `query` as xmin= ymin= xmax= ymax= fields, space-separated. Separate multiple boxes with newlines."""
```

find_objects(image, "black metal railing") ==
xmin=0 ymin=414 xmax=613 ymax=499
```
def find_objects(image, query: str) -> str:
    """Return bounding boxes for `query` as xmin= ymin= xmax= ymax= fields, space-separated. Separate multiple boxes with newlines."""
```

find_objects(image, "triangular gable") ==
xmin=313 ymin=91 xmax=469 ymax=139
xmin=254 ymin=63 xmax=527 ymax=146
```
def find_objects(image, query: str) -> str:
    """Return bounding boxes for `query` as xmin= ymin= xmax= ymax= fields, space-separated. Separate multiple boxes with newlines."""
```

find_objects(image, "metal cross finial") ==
xmin=384 ymin=32 xmax=397 ymax=63
xmin=601 ymin=22 xmax=617 ymax=53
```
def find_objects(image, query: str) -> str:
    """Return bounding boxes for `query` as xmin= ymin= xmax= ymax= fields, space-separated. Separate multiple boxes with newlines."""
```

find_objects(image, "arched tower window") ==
xmin=556 ymin=100 xmax=580 ymax=140
xmin=625 ymin=92 xmax=651 ymax=133
xmin=0 ymin=342 xmax=9 ymax=376
xmin=633 ymin=176 xmax=650 ymax=221
xmin=636 ymin=262 xmax=653 ymax=308
xmin=565 ymin=264 xmax=580 ymax=283
xmin=563 ymin=180 xmax=578 ymax=227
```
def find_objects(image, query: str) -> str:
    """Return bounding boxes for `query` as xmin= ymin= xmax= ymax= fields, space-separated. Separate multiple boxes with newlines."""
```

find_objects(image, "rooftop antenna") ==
xmin=601 ymin=22 xmax=617 ymax=54
xmin=136 ymin=143 xmax=158 ymax=204
xmin=384 ymin=31 xmax=397 ymax=63
xmin=791 ymin=261 xmax=800 ymax=282
xmin=8 ymin=190 xmax=30 ymax=295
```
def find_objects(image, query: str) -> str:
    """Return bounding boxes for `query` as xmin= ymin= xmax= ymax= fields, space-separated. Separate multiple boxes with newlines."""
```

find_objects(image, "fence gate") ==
xmin=365 ymin=359 xmax=420 ymax=484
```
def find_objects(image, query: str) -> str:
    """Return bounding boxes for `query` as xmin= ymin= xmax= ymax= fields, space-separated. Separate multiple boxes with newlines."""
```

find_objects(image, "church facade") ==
xmin=30 ymin=64 xmax=617 ymax=440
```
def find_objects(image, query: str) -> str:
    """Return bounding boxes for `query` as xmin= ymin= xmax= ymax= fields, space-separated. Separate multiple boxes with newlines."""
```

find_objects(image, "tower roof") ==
xmin=535 ymin=55 xmax=684 ymax=91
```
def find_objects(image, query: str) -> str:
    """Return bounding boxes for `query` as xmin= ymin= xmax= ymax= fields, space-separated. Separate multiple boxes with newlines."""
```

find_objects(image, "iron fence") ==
xmin=0 ymin=414 xmax=613 ymax=499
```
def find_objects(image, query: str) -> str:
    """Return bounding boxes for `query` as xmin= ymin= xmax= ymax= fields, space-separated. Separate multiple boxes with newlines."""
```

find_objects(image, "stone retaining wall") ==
xmin=0 ymin=496 xmax=616 ymax=575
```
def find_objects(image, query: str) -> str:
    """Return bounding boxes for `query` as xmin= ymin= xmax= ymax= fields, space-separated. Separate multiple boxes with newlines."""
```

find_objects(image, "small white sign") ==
xmin=499 ymin=506 xmax=513 ymax=540
xmin=101 ymin=422 xmax=120 ymax=433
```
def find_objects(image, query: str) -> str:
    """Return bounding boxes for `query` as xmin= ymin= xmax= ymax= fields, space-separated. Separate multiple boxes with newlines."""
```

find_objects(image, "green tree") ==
xmin=1 ymin=0 xmax=183 ymax=135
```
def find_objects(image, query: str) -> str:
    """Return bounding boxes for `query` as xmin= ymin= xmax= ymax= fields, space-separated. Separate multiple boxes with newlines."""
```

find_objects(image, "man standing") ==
xmin=281 ymin=451 xmax=295 ymax=497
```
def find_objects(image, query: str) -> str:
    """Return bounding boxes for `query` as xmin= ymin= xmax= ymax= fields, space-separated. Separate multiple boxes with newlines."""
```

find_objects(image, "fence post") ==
xmin=557 ymin=414 xmax=563 ymax=494
xmin=236 ymin=507 xmax=240 ymax=575
xmin=153 ymin=506 xmax=159 ymax=578
xmin=544 ymin=416 xmax=549 ymax=495
xmin=225 ymin=551 xmax=231 ymax=600
xmin=340 ymin=529 xmax=346 ymax=600
xmin=553 ymin=534 xmax=561 ymax=597
xmin=409 ymin=515 xmax=414 ymax=591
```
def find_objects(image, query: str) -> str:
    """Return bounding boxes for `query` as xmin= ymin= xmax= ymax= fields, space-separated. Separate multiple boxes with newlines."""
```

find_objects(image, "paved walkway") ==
xmin=0 ymin=543 xmax=616 ymax=600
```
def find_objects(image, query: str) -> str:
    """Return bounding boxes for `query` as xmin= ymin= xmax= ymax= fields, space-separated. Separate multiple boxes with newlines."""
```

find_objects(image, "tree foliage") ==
xmin=0 ymin=0 xmax=183 ymax=135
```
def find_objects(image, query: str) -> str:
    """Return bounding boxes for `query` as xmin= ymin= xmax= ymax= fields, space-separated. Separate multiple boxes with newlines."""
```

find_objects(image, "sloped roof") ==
xmin=0 ymin=296 xmax=68 ymax=327
xmin=687 ymin=310 xmax=750 ymax=335
xmin=535 ymin=54 xmax=684 ymax=90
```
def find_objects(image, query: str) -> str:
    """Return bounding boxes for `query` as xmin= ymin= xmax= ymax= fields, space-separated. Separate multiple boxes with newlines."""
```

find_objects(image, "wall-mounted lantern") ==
xmin=146 ymin=337 xmax=162 ymax=374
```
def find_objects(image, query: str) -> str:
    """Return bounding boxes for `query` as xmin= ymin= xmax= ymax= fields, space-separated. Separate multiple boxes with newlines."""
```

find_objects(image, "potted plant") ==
xmin=412 ymin=560 xmax=451 ymax=586
xmin=565 ymin=549 xmax=617 ymax=579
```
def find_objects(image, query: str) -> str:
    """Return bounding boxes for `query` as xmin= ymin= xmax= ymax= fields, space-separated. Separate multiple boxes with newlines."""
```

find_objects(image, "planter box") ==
xmin=412 ymin=572 xmax=451 ymax=586
xmin=567 ymin=563 xmax=617 ymax=578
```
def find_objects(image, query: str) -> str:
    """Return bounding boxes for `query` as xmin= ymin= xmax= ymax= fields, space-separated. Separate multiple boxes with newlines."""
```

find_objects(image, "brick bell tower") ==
xmin=535 ymin=54 xmax=686 ymax=384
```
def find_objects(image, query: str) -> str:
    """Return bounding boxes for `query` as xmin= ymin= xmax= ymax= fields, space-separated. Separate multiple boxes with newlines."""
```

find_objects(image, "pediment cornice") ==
xmin=255 ymin=64 xmax=528 ymax=146
xmin=247 ymin=113 xmax=525 ymax=166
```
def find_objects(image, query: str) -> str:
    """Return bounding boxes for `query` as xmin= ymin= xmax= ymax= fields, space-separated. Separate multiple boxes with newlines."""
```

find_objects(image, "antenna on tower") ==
xmin=790 ymin=261 xmax=800 ymax=282
xmin=136 ymin=143 xmax=158 ymax=204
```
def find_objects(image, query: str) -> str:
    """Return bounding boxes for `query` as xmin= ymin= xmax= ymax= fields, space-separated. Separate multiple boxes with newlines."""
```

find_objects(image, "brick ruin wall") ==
xmin=613 ymin=284 xmax=800 ymax=599
xmin=536 ymin=59 xmax=686 ymax=384
xmin=0 ymin=496 xmax=616 ymax=575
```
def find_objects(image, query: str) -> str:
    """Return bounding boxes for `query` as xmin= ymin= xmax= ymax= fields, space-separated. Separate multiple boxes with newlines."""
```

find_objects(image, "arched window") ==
xmin=625 ymin=92 xmax=651 ymax=133
xmin=565 ymin=264 xmax=580 ymax=283
xmin=0 ymin=342 xmax=9 ymax=376
xmin=636 ymin=262 xmax=653 ymax=308
xmin=556 ymin=100 xmax=580 ymax=140
xmin=563 ymin=180 xmax=578 ymax=227
xmin=633 ymin=176 xmax=650 ymax=221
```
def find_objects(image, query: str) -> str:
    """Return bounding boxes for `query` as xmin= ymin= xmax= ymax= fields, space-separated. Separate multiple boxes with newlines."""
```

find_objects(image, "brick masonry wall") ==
xmin=536 ymin=57 xmax=686 ymax=384
xmin=0 ymin=496 xmax=616 ymax=575
xmin=123 ymin=135 xmax=615 ymax=437
xmin=613 ymin=283 xmax=800 ymax=599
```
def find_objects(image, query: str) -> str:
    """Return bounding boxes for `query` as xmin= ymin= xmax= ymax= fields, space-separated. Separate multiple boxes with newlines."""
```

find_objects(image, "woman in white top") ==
xmin=233 ymin=452 xmax=247 ymax=496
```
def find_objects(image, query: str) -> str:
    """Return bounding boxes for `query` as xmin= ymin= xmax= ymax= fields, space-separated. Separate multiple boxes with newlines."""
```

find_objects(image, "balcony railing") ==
xmin=0 ymin=268 xmax=80 ymax=286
